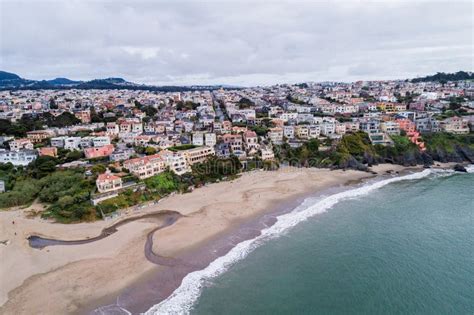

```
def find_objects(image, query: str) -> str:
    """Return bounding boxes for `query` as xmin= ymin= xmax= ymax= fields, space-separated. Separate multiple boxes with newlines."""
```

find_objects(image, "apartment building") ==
xmin=93 ymin=136 xmax=111 ymax=147
xmin=0 ymin=149 xmax=37 ymax=166
xmin=222 ymin=134 xmax=244 ymax=152
xmin=182 ymin=146 xmax=215 ymax=165
xmin=204 ymin=133 xmax=217 ymax=146
xmin=9 ymin=138 xmax=33 ymax=152
xmin=268 ymin=127 xmax=283 ymax=143
xmin=440 ymin=117 xmax=470 ymax=134
xmin=123 ymin=154 xmax=166 ymax=179
xmin=160 ymin=150 xmax=190 ymax=175
xmin=380 ymin=121 xmax=401 ymax=135
xmin=26 ymin=130 xmax=52 ymax=143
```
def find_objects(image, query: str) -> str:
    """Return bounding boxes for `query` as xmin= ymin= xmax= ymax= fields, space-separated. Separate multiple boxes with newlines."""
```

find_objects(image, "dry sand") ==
xmin=0 ymin=165 xmax=412 ymax=315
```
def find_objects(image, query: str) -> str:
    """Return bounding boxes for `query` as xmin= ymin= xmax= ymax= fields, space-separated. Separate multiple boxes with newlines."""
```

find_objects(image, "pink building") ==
xmin=407 ymin=131 xmax=426 ymax=151
xmin=84 ymin=144 xmax=114 ymax=159
xmin=396 ymin=119 xmax=416 ymax=133
xmin=38 ymin=147 xmax=58 ymax=157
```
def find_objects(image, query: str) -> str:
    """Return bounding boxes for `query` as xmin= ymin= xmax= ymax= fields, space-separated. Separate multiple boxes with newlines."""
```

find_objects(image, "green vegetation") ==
xmin=0 ymin=165 xmax=96 ymax=222
xmin=96 ymin=189 xmax=155 ymax=216
xmin=0 ymin=177 xmax=40 ymax=208
xmin=145 ymin=171 xmax=180 ymax=195
xmin=191 ymin=156 xmax=242 ymax=186
xmin=168 ymin=144 xmax=197 ymax=151
xmin=394 ymin=91 xmax=419 ymax=104
xmin=286 ymin=94 xmax=306 ymax=105
xmin=275 ymin=139 xmax=322 ymax=167
xmin=411 ymin=71 xmax=474 ymax=83
xmin=176 ymin=100 xmax=200 ymax=111
xmin=250 ymin=125 xmax=269 ymax=136
xmin=423 ymin=132 xmax=474 ymax=153
xmin=237 ymin=97 xmax=255 ymax=109
xmin=0 ymin=112 xmax=80 ymax=137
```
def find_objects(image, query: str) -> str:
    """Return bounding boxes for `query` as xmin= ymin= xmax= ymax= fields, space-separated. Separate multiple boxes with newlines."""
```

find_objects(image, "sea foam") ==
xmin=145 ymin=167 xmax=469 ymax=315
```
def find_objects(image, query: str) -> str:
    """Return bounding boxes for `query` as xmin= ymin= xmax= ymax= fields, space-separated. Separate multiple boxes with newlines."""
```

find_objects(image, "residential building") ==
xmin=396 ymin=119 xmax=416 ymax=133
xmin=222 ymin=134 xmax=244 ymax=152
xmin=160 ymin=150 xmax=190 ymax=175
xmin=192 ymin=132 xmax=205 ymax=146
xmin=243 ymin=130 xmax=259 ymax=151
xmin=26 ymin=130 xmax=52 ymax=143
xmin=182 ymin=146 xmax=215 ymax=165
xmin=110 ymin=149 xmax=135 ymax=162
xmin=9 ymin=138 xmax=33 ymax=152
xmin=38 ymin=147 xmax=58 ymax=157
xmin=268 ymin=127 xmax=283 ymax=143
xmin=123 ymin=154 xmax=166 ymax=179
xmin=84 ymin=144 xmax=114 ymax=159
xmin=64 ymin=137 xmax=82 ymax=150
xmin=440 ymin=117 xmax=470 ymax=134
xmin=96 ymin=171 xmax=123 ymax=193
xmin=0 ymin=149 xmax=37 ymax=166
xmin=261 ymin=147 xmax=275 ymax=160
xmin=93 ymin=136 xmax=111 ymax=147
xmin=380 ymin=121 xmax=400 ymax=135
xmin=204 ymin=133 xmax=217 ymax=146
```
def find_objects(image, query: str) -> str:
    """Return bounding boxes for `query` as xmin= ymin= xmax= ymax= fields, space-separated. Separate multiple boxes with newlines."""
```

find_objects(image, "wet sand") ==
xmin=0 ymin=165 xmax=414 ymax=315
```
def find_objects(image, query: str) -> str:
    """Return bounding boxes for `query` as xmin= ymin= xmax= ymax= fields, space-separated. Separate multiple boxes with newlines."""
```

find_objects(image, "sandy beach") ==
xmin=0 ymin=165 xmax=415 ymax=315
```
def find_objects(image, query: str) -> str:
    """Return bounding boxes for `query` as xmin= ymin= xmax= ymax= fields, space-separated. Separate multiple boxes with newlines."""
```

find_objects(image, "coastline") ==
xmin=0 ymin=164 xmax=426 ymax=314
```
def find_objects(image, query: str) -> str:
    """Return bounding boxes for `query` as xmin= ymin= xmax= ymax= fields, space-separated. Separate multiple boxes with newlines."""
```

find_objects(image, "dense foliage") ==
xmin=275 ymin=139 xmax=321 ymax=167
xmin=411 ymin=71 xmax=473 ymax=83
xmin=191 ymin=156 xmax=242 ymax=185
xmin=145 ymin=171 xmax=181 ymax=195
xmin=0 ymin=112 xmax=80 ymax=137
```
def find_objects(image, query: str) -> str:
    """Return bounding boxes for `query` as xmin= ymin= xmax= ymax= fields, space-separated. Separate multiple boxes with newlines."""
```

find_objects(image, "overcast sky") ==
xmin=0 ymin=0 xmax=472 ymax=86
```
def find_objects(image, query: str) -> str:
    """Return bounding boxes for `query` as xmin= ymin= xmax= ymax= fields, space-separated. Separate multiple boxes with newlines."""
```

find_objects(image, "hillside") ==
xmin=411 ymin=71 xmax=474 ymax=83
xmin=0 ymin=70 xmax=230 ymax=92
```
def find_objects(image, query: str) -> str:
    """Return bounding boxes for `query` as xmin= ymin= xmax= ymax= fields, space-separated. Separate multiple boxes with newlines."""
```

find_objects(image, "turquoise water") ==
xmin=191 ymin=172 xmax=474 ymax=314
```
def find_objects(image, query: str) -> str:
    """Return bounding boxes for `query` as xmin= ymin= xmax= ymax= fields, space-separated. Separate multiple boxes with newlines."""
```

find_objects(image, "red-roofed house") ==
xmin=38 ymin=147 xmax=58 ymax=157
xmin=96 ymin=170 xmax=123 ymax=193
xmin=84 ymin=144 xmax=115 ymax=159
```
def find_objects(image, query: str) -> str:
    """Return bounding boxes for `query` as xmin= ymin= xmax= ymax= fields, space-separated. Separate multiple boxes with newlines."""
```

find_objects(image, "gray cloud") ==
xmin=0 ymin=0 xmax=472 ymax=86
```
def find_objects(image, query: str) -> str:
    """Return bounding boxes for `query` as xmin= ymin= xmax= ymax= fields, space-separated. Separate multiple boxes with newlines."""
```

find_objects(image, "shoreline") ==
xmin=0 ymin=164 xmax=441 ymax=314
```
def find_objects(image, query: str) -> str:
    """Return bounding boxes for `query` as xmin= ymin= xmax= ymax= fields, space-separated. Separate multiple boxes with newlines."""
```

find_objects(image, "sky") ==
xmin=0 ymin=0 xmax=473 ymax=86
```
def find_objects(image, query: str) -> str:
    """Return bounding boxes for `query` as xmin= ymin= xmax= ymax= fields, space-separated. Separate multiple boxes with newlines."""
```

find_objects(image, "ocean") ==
xmin=147 ymin=167 xmax=474 ymax=314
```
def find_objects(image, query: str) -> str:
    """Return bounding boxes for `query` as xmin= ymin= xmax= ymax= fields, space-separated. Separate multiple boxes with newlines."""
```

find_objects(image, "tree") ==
xmin=143 ymin=106 xmax=158 ymax=117
xmin=145 ymin=147 xmax=157 ymax=155
xmin=91 ymin=164 xmax=106 ymax=175
xmin=306 ymin=139 xmax=319 ymax=152
xmin=90 ymin=106 xmax=102 ymax=123
xmin=30 ymin=156 xmax=58 ymax=178
xmin=49 ymin=98 xmax=58 ymax=109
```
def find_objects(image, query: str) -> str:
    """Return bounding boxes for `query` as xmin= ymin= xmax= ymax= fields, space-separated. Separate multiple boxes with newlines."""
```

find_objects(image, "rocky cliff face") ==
xmin=333 ymin=143 xmax=474 ymax=171
xmin=427 ymin=145 xmax=474 ymax=164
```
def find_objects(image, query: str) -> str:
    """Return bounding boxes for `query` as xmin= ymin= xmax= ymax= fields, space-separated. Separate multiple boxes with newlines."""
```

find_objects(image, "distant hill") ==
xmin=0 ymin=70 xmax=34 ymax=88
xmin=0 ymin=70 xmax=233 ymax=92
xmin=411 ymin=71 xmax=474 ymax=83
xmin=0 ymin=70 xmax=21 ymax=81
xmin=47 ymin=77 xmax=82 ymax=85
